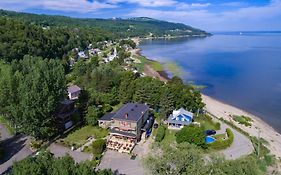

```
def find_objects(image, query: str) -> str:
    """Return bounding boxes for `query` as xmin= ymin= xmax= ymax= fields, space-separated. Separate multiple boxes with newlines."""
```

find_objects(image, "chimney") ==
xmin=125 ymin=113 xmax=128 ymax=119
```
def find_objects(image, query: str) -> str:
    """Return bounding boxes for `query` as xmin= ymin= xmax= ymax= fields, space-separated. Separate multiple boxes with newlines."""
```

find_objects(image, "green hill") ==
xmin=0 ymin=9 xmax=209 ymax=38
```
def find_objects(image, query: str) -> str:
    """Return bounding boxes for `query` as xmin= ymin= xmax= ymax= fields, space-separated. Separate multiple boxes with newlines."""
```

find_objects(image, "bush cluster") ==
xmin=155 ymin=126 xmax=166 ymax=142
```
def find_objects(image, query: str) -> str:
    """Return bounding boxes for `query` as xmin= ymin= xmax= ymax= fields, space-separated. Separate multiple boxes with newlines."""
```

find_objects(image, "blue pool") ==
xmin=205 ymin=136 xmax=216 ymax=144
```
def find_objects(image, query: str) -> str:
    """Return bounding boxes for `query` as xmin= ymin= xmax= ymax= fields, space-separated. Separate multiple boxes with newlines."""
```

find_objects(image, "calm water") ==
xmin=139 ymin=32 xmax=281 ymax=132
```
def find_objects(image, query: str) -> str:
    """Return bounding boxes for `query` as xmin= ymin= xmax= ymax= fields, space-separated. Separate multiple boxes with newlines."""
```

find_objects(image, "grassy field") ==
xmin=194 ymin=116 xmax=219 ymax=130
xmin=133 ymin=55 xmax=147 ymax=72
xmin=63 ymin=125 xmax=108 ymax=147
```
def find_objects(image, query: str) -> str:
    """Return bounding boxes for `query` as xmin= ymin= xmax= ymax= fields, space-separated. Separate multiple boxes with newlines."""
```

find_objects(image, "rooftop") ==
xmin=67 ymin=85 xmax=81 ymax=94
xmin=113 ymin=103 xmax=149 ymax=122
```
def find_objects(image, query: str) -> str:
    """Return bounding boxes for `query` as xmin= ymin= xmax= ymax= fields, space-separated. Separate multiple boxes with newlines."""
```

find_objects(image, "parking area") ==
xmin=98 ymin=149 xmax=145 ymax=175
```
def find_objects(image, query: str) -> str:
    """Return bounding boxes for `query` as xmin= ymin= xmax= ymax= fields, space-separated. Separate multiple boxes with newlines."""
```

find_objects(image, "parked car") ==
xmin=205 ymin=130 xmax=216 ymax=136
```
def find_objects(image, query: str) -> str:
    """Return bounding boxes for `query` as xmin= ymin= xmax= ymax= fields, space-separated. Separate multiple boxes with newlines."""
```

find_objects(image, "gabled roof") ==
xmin=167 ymin=108 xmax=193 ymax=125
xmin=67 ymin=85 xmax=81 ymax=94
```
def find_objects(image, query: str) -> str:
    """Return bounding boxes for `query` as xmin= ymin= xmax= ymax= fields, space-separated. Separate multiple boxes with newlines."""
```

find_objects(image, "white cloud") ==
xmin=107 ymin=0 xmax=177 ymax=7
xmin=0 ymin=0 xmax=117 ymax=13
xmin=128 ymin=0 xmax=281 ymax=31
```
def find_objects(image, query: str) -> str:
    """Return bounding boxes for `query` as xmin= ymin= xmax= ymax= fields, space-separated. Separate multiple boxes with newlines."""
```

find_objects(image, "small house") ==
xmin=167 ymin=108 xmax=193 ymax=130
xmin=67 ymin=85 xmax=81 ymax=100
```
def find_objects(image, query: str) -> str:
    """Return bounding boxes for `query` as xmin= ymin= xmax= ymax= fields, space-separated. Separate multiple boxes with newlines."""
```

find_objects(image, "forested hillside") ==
xmin=0 ymin=9 xmax=209 ymax=38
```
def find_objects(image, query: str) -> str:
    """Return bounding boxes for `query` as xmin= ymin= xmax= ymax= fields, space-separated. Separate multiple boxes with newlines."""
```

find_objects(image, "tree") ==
xmin=10 ymin=151 xmax=113 ymax=175
xmin=155 ymin=125 xmax=166 ymax=142
xmin=92 ymin=139 xmax=106 ymax=155
xmin=85 ymin=106 xmax=102 ymax=126
xmin=0 ymin=56 xmax=66 ymax=139
xmin=159 ymin=87 xmax=174 ymax=118
xmin=176 ymin=125 xmax=206 ymax=148
xmin=144 ymin=143 xmax=207 ymax=175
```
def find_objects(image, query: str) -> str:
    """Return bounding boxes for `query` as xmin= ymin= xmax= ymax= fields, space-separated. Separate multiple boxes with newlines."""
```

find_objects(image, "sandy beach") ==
xmin=132 ymin=38 xmax=281 ymax=159
xmin=202 ymin=94 xmax=281 ymax=158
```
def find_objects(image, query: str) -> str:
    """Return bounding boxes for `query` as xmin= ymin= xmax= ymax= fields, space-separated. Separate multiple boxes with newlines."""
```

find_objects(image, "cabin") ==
xmin=167 ymin=108 xmax=193 ymax=130
xmin=67 ymin=85 xmax=81 ymax=100
xmin=98 ymin=103 xmax=150 ymax=153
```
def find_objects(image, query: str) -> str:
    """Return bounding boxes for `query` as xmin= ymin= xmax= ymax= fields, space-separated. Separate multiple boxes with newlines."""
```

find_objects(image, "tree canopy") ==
xmin=0 ymin=56 xmax=65 ymax=138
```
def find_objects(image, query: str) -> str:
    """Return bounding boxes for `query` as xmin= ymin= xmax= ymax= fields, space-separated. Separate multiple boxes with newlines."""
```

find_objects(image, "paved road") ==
xmin=212 ymin=117 xmax=254 ymax=159
xmin=0 ymin=124 xmax=33 ymax=174
xmin=48 ymin=143 xmax=92 ymax=163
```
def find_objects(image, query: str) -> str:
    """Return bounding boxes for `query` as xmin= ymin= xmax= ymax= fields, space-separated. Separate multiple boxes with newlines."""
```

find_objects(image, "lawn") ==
xmin=194 ymin=115 xmax=220 ymax=130
xmin=62 ymin=125 xmax=108 ymax=148
xmin=161 ymin=128 xmax=177 ymax=147
xmin=213 ymin=133 xmax=227 ymax=140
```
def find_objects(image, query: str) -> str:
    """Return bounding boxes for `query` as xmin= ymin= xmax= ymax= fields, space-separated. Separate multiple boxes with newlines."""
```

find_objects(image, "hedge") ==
xmin=92 ymin=139 xmax=106 ymax=155
xmin=209 ymin=128 xmax=234 ymax=150
xmin=155 ymin=125 xmax=166 ymax=142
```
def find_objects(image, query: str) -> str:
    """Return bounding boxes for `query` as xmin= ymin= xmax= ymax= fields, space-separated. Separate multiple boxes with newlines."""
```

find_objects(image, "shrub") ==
xmin=155 ymin=125 xmax=166 ymax=142
xmin=92 ymin=139 xmax=106 ymax=155
xmin=176 ymin=125 xmax=206 ymax=148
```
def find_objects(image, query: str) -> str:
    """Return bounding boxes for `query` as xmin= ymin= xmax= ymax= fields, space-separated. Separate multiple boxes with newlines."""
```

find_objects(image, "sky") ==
xmin=0 ymin=0 xmax=281 ymax=31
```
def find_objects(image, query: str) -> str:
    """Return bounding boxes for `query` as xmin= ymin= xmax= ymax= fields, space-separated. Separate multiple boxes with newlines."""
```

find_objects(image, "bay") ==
xmin=139 ymin=32 xmax=281 ymax=132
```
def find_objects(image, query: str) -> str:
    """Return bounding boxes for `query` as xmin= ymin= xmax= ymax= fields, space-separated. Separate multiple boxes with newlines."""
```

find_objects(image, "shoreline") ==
xmin=132 ymin=38 xmax=281 ymax=158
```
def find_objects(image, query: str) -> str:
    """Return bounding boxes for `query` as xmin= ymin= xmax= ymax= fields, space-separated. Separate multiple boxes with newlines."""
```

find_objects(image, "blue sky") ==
xmin=0 ymin=0 xmax=281 ymax=31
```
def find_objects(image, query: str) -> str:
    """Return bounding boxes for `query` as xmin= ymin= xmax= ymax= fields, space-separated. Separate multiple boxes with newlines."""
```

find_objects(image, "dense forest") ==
xmin=0 ymin=9 xmax=209 ymax=38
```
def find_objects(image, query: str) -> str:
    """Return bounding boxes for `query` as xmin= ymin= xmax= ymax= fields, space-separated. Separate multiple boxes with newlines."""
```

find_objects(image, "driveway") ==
xmin=212 ymin=117 xmax=254 ymax=159
xmin=98 ymin=150 xmax=145 ymax=175
xmin=0 ymin=124 xmax=33 ymax=174
xmin=48 ymin=143 xmax=92 ymax=163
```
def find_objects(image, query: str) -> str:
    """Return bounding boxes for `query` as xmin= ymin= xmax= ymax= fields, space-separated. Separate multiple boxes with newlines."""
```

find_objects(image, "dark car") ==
xmin=205 ymin=130 xmax=216 ymax=136
xmin=153 ymin=123 xmax=159 ymax=129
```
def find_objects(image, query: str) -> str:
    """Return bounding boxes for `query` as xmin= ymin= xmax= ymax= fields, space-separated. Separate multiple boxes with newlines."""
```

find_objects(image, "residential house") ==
xmin=167 ymin=108 xmax=193 ymax=130
xmin=78 ymin=51 xmax=88 ymax=59
xmin=54 ymin=100 xmax=76 ymax=131
xmin=98 ymin=103 xmax=150 ymax=153
xmin=67 ymin=85 xmax=81 ymax=100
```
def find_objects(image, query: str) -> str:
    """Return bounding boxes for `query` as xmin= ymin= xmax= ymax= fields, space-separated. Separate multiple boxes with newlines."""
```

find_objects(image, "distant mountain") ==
xmin=0 ymin=9 xmax=209 ymax=38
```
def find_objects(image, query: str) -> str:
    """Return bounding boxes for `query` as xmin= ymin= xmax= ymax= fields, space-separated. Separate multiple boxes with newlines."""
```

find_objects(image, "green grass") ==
xmin=161 ymin=128 xmax=177 ymax=147
xmin=194 ymin=115 xmax=219 ymax=130
xmin=213 ymin=133 xmax=227 ymax=140
xmin=233 ymin=115 xmax=252 ymax=127
xmin=0 ymin=115 xmax=14 ymax=135
xmin=62 ymin=125 xmax=108 ymax=148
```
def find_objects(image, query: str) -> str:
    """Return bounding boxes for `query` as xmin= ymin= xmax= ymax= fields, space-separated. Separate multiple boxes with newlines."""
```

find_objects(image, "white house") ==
xmin=167 ymin=108 xmax=193 ymax=130
xmin=67 ymin=85 xmax=81 ymax=100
